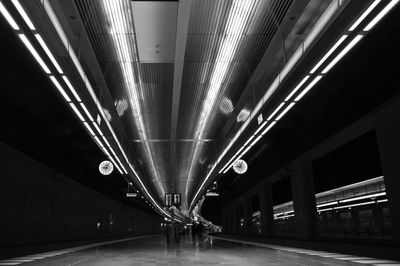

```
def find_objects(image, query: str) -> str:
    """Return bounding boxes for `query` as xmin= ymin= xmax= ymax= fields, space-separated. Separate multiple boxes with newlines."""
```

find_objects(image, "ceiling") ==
xmin=0 ymin=0 xmax=398 ymax=218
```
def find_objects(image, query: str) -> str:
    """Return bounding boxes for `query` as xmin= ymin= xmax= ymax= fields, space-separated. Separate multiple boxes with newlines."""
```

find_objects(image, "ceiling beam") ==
xmin=169 ymin=0 xmax=192 ymax=197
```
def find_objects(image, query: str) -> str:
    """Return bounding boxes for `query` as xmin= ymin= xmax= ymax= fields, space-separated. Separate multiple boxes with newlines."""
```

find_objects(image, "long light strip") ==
xmin=94 ymin=136 xmax=104 ymax=148
xmin=334 ymin=201 xmax=375 ymax=210
xmin=62 ymin=76 xmax=81 ymax=102
xmin=69 ymin=103 xmax=85 ymax=122
xmin=340 ymin=191 xmax=386 ymax=203
xmin=322 ymin=35 xmax=363 ymax=74
xmin=0 ymin=1 xmax=19 ymax=30
xmin=317 ymin=201 xmax=338 ymax=208
xmin=275 ymin=102 xmax=295 ymax=121
xmin=267 ymin=102 xmax=285 ymax=121
xmin=10 ymin=0 xmax=35 ymax=30
xmin=310 ymin=35 xmax=348 ymax=73
xmin=49 ymin=76 xmax=71 ymax=102
xmin=108 ymin=156 xmax=122 ymax=174
xmin=83 ymin=122 xmax=95 ymax=136
xmin=364 ymin=0 xmax=399 ymax=31
xmin=284 ymin=76 xmax=310 ymax=101
xmin=34 ymin=34 xmax=63 ymax=74
xmin=18 ymin=34 xmax=51 ymax=74
xmin=294 ymin=75 xmax=322 ymax=101
xmin=185 ymin=0 xmax=257 ymax=205
xmin=80 ymin=103 xmax=94 ymax=121
xmin=261 ymin=121 xmax=277 ymax=135
xmin=349 ymin=0 xmax=381 ymax=31
xmin=102 ymin=136 xmax=111 ymax=148
xmin=92 ymin=122 xmax=103 ymax=136
xmin=42 ymin=1 xmax=168 ymax=217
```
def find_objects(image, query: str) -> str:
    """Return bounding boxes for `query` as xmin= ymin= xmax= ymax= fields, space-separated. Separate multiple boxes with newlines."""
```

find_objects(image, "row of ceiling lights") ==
xmin=190 ymin=0 xmax=399 ymax=210
xmin=0 ymin=0 xmax=170 ymax=219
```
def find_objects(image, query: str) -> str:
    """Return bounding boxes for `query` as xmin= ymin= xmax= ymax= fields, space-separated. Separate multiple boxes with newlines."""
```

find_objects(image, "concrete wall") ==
xmin=0 ymin=142 xmax=162 ymax=247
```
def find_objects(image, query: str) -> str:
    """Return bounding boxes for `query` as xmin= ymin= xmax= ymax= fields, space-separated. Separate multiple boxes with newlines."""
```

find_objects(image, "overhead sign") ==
xmin=165 ymin=193 xmax=181 ymax=207
xmin=126 ymin=193 xmax=138 ymax=198
xmin=165 ymin=193 xmax=173 ymax=207
xmin=206 ymin=192 xmax=219 ymax=197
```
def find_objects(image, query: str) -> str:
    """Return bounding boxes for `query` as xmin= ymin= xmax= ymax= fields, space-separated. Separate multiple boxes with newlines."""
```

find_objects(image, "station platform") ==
xmin=1 ymin=235 xmax=399 ymax=266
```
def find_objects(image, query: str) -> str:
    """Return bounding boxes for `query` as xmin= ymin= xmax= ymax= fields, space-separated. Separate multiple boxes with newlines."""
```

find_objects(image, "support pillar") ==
xmin=259 ymin=181 xmax=274 ymax=238
xmin=375 ymin=102 xmax=400 ymax=244
xmin=290 ymin=159 xmax=318 ymax=240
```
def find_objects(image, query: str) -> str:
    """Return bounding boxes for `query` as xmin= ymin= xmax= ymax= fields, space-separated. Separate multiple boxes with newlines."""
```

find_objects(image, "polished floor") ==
xmin=1 ymin=235 xmax=399 ymax=266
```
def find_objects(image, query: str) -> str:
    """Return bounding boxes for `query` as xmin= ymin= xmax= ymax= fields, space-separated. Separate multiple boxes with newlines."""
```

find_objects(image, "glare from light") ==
xmin=340 ymin=192 xmax=386 ymax=203
xmin=310 ymin=35 xmax=348 ymax=74
xmin=364 ymin=0 xmax=399 ymax=31
xmin=237 ymin=109 xmax=251 ymax=122
xmin=285 ymin=76 xmax=310 ymax=101
xmin=62 ymin=76 xmax=81 ymax=102
xmin=69 ymin=103 xmax=85 ymax=122
xmin=18 ymin=34 xmax=51 ymax=74
xmin=334 ymin=201 xmax=375 ymax=210
xmin=322 ymin=35 xmax=363 ymax=74
xmin=83 ymin=122 xmax=95 ymax=136
xmin=49 ymin=76 xmax=71 ymax=102
xmin=0 ymin=2 xmax=19 ymax=30
xmin=349 ymin=0 xmax=381 ymax=31
xmin=267 ymin=102 xmax=285 ymax=121
xmin=275 ymin=102 xmax=295 ymax=121
xmin=94 ymin=136 xmax=104 ymax=148
xmin=317 ymin=201 xmax=338 ymax=208
xmin=261 ymin=121 xmax=277 ymax=135
xmin=34 ymin=34 xmax=63 ymax=74
xmin=80 ymin=103 xmax=94 ymax=121
xmin=11 ymin=0 xmax=35 ymax=30
xmin=92 ymin=122 xmax=103 ymax=136
xmin=294 ymin=76 xmax=322 ymax=101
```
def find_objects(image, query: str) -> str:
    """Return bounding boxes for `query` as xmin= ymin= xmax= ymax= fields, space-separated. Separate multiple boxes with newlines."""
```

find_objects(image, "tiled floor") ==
xmin=1 ymin=235 xmax=399 ymax=266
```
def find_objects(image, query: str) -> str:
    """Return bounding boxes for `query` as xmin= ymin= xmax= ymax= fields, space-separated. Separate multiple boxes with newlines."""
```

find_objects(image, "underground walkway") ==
xmin=1 ymin=235 xmax=399 ymax=266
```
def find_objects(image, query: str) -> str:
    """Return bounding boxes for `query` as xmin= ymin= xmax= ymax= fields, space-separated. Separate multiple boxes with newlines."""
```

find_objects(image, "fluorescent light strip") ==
xmin=275 ymin=102 xmax=295 ymax=121
xmin=249 ymin=134 xmax=262 ymax=147
xmin=49 ymin=76 xmax=71 ymax=102
xmin=239 ymin=145 xmax=252 ymax=158
xmin=274 ymin=214 xmax=294 ymax=220
xmin=83 ymin=122 xmax=95 ymax=136
xmin=92 ymin=122 xmax=103 ymax=136
xmin=94 ymin=136 xmax=103 ymax=148
xmin=69 ymin=103 xmax=85 ymax=122
xmin=11 ymin=0 xmax=35 ymax=30
xmin=18 ymin=34 xmax=51 ymax=74
xmin=340 ymin=191 xmax=386 ymax=203
xmin=62 ymin=76 xmax=81 ymax=102
xmin=243 ymin=135 xmax=255 ymax=147
xmin=253 ymin=121 xmax=268 ymax=136
xmin=102 ymin=136 xmax=111 ymax=148
xmin=34 ymin=34 xmax=63 ymax=74
xmin=322 ymin=35 xmax=363 ymax=74
xmin=310 ymin=35 xmax=348 ymax=74
xmin=267 ymin=102 xmax=285 ymax=121
xmin=80 ymin=103 xmax=94 ymax=121
xmin=318 ymin=208 xmax=333 ymax=213
xmin=364 ymin=0 xmax=399 ymax=31
xmin=334 ymin=201 xmax=375 ymax=210
xmin=114 ymin=155 xmax=127 ymax=174
xmin=294 ymin=75 xmax=322 ymax=101
xmin=108 ymin=156 xmax=122 ymax=174
xmin=261 ymin=121 xmax=277 ymax=135
xmin=102 ymin=146 xmax=110 ymax=156
xmin=0 ymin=2 xmax=19 ymax=30
xmin=109 ymin=147 xmax=117 ymax=156
xmin=377 ymin=199 xmax=388 ymax=203
xmin=349 ymin=0 xmax=381 ymax=31
xmin=285 ymin=76 xmax=310 ymax=101
xmin=317 ymin=201 xmax=338 ymax=208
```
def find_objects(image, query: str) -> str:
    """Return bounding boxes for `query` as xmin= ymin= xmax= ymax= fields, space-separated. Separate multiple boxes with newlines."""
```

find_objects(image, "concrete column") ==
xmin=375 ymin=102 xmax=400 ymax=244
xmin=243 ymin=196 xmax=252 ymax=235
xmin=290 ymin=159 xmax=318 ymax=240
xmin=259 ymin=181 xmax=274 ymax=238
